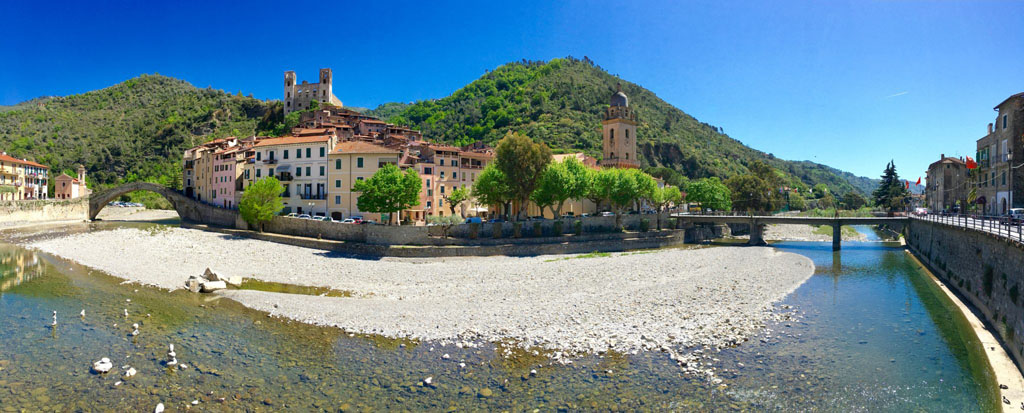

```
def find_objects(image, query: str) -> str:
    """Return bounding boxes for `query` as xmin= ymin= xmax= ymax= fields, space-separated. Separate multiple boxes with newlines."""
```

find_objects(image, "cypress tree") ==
xmin=872 ymin=161 xmax=909 ymax=216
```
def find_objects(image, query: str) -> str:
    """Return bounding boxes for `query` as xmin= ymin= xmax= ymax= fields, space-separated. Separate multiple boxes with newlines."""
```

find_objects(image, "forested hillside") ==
xmin=0 ymin=75 xmax=276 ymax=190
xmin=370 ymin=57 xmax=877 ymax=195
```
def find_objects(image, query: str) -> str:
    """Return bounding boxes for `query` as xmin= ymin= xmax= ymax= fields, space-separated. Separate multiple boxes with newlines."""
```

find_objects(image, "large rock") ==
xmin=91 ymin=357 xmax=113 ymax=374
xmin=185 ymin=276 xmax=202 ymax=293
xmin=200 ymin=280 xmax=227 ymax=293
xmin=203 ymin=268 xmax=223 ymax=281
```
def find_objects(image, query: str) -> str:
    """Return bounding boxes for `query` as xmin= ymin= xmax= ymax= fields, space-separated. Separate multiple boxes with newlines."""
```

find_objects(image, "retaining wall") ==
xmin=0 ymin=198 xmax=88 ymax=225
xmin=906 ymin=218 xmax=1024 ymax=369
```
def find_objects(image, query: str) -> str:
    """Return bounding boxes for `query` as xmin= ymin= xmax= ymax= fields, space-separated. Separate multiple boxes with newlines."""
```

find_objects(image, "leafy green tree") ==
xmin=818 ymin=192 xmax=836 ymax=209
xmin=841 ymin=192 xmax=867 ymax=210
xmin=442 ymin=187 xmax=472 ymax=217
xmin=651 ymin=186 xmax=683 ymax=229
xmin=493 ymin=131 xmax=552 ymax=221
xmin=812 ymin=183 xmax=830 ymax=199
xmin=632 ymin=169 xmax=659 ymax=212
xmin=531 ymin=157 xmax=590 ymax=218
xmin=788 ymin=192 xmax=807 ymax=211
xmin=473 ymin=165 xmax=514 ymax=219
xmin=605 ymin=168 xmax=640 ymax=229
xmin=239 ymin=177 xmax=285 ymax=232
xmin=686 ymin=177 xmax=731 ymax=211
xmin=352 ymin=164 xmax=421 ymax=225
xmin=872 ymin=161 xmax=910 ymax=216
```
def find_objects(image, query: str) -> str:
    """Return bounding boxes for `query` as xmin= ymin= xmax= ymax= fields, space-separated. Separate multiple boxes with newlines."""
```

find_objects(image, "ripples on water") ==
xmin=0 ymin=224 xmax=999 ymax=411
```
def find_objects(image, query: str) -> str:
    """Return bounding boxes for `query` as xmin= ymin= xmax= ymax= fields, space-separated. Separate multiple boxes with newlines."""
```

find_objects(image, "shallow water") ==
xmin=0 ymin=224 xmax=999 ymax=411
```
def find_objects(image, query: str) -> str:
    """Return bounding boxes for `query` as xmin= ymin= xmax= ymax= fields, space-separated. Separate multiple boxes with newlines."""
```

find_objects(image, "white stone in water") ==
xmin=423 ymin=376 xmax=433 ymax=386
xmin=442 ymin=353 xmax=450 ymax=360
xmin=92 ymin=358 xmax=113 ymax=374
xmin=179 ymin=364 xmax=188 ymax=369
xmin=459 ymin=362 xmax=466 ymax=368
xmin=191 ymin=400 xmax=199 ymax=405
xmin=123 ymin=309 xmax=128 ymax=318
xmin=124 ymin=367 xmax=137 ymax=377
xmin=80 ymin=309 xmax=85 ymax=317
xmin=154 ymin=403 xmax=165 ymax=413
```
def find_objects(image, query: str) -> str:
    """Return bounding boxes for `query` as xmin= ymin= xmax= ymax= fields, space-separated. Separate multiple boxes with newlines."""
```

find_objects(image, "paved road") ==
xmin=915 ymin=214 xmax=1024 ymax=243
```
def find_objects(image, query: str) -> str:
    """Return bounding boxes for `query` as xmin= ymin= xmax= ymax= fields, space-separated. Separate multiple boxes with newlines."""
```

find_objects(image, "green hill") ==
xmin=369 ymin=57 xmax=877 ymax=195
xmin=0 ymin=74 xmax=276 ymax=188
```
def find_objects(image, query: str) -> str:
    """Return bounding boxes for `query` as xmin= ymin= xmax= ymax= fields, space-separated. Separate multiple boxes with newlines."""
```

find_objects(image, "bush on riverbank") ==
xmin=800 ymin=207 xmax=874 ymax=218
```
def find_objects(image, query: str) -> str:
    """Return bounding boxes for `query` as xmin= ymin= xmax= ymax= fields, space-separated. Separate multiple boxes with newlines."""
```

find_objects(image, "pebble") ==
xmin=154 ymin=403 xmax=164 ymax=413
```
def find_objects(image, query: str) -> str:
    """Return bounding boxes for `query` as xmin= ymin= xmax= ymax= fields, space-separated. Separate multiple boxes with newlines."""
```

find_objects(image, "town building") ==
xmin=327 ymin=141 xmax=402 ymax=222
xmin=54 ymin=165 xmax=89 ymax=200
xmin=973 ymin=92 xmax=1023 ymax=215
xmin=0 ymin=152 xmax=49 ymax=201
xmin=283 ymin=69 xmax=342 ymax=115
xmin=244 ymin=133 xmax=337 ymax=216
xmin=183 ymin=137 xmax=241 ymax=203
xmin=924 ymin=154 xmax=968 ymax=213
xmin=600 ymin=85 xmax=639 ymax=169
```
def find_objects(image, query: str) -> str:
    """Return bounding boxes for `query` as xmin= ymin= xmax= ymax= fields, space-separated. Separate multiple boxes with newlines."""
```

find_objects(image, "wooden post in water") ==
xmin=832 ymin=221 xmax=842 ymax=251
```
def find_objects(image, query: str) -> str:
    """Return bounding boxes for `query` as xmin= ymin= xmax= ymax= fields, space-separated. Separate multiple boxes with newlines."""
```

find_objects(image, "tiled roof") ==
xmin=254 ymin=135 xmax=331 ymax=147
xmin=360 ymin=119 xmax=386 ymax=124
xmin=331 ymin=141 xmax=401 ymax=154
xmin=0 ymin=153 xmax=48 ymax=168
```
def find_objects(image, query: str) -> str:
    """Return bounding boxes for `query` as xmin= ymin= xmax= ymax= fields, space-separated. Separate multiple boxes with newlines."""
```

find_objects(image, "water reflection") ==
xmin=0 ymin=247 xmax=43 ymax=292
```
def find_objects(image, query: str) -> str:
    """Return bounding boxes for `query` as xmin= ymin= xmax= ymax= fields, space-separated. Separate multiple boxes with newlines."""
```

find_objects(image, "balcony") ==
xmin=299 ymin=193 xmax=326 ymax=200
xmin=264 ymin=158 xmax=278 ymax=164
xmin=277 ymin=173 xmax=294 ymax=182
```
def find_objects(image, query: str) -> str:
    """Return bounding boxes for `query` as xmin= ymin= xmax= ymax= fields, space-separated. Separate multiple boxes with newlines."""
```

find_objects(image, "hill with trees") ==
xmin=370 ymin=57 xmax=877 ymax=196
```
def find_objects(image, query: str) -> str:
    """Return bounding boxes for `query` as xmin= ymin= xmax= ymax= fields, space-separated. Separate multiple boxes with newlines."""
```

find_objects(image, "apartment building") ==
xmin=974 ymin=92 xmax=1024 ymax=214
xmin=0 ymin=152 xmax=48 ymax=201
xmin=326 ymin=141 xmax=402 ymax=222
xmin=246 ymin=134 xmax=337 ymax=216
xmin=924 ymin=154 xmax=967 ymax=213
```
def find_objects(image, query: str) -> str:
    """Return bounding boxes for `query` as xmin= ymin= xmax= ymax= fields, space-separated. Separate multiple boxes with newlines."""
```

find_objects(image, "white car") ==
xmin=340 ymin=218 xmax=356 ymax=224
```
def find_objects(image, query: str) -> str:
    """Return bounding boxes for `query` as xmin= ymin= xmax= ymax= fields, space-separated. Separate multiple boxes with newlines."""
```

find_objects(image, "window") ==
xmin=306 ymin=167 xmax=311 ymax=176
xmin=426 ymin=201 xmax=432 ymax=208
xmin=284 ymin=150 xmax=289 ymax=159
xmin=320 ymin=147 xmax=325 ymax=157
xmin=452 ymin=160 xmax=458 ymax=167
xmin=256 ymin=169 xmax=261 ymax=178
xmin=335 ymin=195 xmax=341 ymax=204
xmin=357 ymin=157 xmax=364 ymax=168
xmin=269 ymin=168 xmax=274 ymax=176
xmin=626 ymin=153 xmax=629 ymax=159
xmin=297 ymin=149 xmax=302 ymax=159
xmin=424 ymin=167 xmax=432 ymax=174
xmin=440 ymin=185 xmax=445 ymax=194
xmin=357 ymin=177 xmax=364 ymax=181
xmin=297 ymin=168 xmax=302 ymax=177
xmin=306 ymin=148 xmax=312 ymax=158
xmin=610 ymin=129 xmax=615 ymax=143
xmin=269 ymin=151 xmax=275 ymax=160
xmin=440 ymin=171 xmax=445 ymax=180
xmin=1003 ymin=114 xmax=1008 ymax=129
xmin=453 ymin=172 xmax=458 ymax=180
xmin=426 ymin=179 xmax=431 ymax=187
xmin=256 ymin=152 xmax=262 ymax=161
xmin=440 ymin=159 xmax=445 ymax=166
xmin=335 ymin=159 xmax=342 ymax=169
xmin=625 ymin=129 xmax=630 ymax=141
xmin=320 ymin=166 xmax=325 ymax=176
xmin=335 ymin=180 xmax=341 ymax=188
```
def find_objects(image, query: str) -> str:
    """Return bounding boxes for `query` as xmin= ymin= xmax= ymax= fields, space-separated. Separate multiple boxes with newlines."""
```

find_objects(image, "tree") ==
xmin=812 ymin=183 xmax=830 ymax=199
xmin=818 ymin=192 xmax=836 ymax=209
xmin=493 ymin=131 xmax=552 ymax=221
xmin=686 ymin=177 xmax=731 ymax=211
xmin=442 ymin=187 xmax=471 ymax=217
xmin=788 ymin=192 xmax=807 ymax=211
xmin=632 ymin=169 xmax=659 ymax=212
xmin=473 ymin=165 xmax=514 ymax=220
xmin=872 ymin=161 xmax=910 ymax=216
xmin=239 ymin=177 xmax=285 ymax=232
xmin=605 ymin=168 xmax=640 ymax=229
xmin=651 ymin=185 xmax=682 ymax=230
xmin=532 ymin=157 xmax=596 ymax=218
xmin=352 ymin=164 xmax=421 ymax=225
xmin=841 ymin=192 xmax=867 ymax=210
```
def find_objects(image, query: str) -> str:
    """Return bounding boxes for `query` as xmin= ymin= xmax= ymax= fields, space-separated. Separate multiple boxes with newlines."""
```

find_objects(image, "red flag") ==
xmin=915 ymin=177 xmax=921 ymax=186
xmin=905 ymin=180 xmax=910 ymax=189
xmin=966 ymin=156 xmax=978 ymax=169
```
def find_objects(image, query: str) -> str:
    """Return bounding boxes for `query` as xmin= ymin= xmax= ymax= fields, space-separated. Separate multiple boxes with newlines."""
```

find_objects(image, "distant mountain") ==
xmin=0 ymin=75 xmax=276 ymax=187
xmin=370 ymin=57 xmax=878 ymax=195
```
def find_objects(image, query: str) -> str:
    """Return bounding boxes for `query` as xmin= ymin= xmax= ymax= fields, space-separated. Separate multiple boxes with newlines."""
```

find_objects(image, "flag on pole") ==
xmin=905 ymin=180 xmax=910 ymax=189
xmin=966 ymin=156 xmax=978 ymax=169
xmin=916 ymin=177 xmax=921 ymax=186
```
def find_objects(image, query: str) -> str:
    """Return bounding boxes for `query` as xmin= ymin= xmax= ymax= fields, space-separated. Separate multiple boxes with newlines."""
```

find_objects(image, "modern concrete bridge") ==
xmin=672 ymin=214 xmax=908 ymax=250
xmin=89 ymin=182 xmax=239 ymax=227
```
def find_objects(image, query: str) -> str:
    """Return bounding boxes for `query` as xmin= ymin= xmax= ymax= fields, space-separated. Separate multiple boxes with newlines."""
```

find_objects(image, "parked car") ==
xmin=361 ymin=220 xmax=377 ymax=225
xmin=340 ymin=218 xmax=356 ymax=224
xmin=285 ymin=213 xmax=299 ymax=218
xmin=912 ymin=207 xmax=928 ymax=216
xmin=487 ymin=218 xmax=505 ymax=223
xmin=464 ymin=217 xmax=483 ymax=224
xmin=578 ymin=213 xmax=590 ymax=218
xmin=297 ymin=214 xmax=312 ymax=219
xmin=1007 ymin=208 xmax=1024 ymax=226
xmin=309 ymin=216 xmax=327 ymax=222
xmin=599 ymin=211 xmax=615 ymax=217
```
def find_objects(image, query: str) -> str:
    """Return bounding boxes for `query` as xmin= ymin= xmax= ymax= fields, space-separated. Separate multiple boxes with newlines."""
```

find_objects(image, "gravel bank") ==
xmin=764 ymin=224 xmax=869 ymax=242
xmin=28 ymin=227 xmax=814 ymax=358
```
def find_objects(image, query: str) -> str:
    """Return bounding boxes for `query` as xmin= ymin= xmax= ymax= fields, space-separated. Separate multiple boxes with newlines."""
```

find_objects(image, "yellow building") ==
xmin=327 ymin=141 xmax=402 ymax=222
xmin=0 ymin=152 xmax=49 ymax=201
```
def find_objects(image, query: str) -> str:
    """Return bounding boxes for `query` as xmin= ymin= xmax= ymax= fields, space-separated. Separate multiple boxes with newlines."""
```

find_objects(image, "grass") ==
xmin=544 ymin=251 xmax=611 ymax=262
xmin=234 ymin=278 xmax=354 ymax=298
xmin=811 ymin=225 xmax=861 ymax=238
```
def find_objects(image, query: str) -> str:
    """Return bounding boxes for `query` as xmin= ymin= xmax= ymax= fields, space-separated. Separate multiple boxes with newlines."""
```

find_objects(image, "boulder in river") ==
xmin=203 ymin=268 xmax=223 ymax=281
xmin=91 ymin=358 xmax=113 ymax=374
xmin=185 ymin=276 xmax=202 ymax=293
xmin=200 ymin=280 xmax=227 ymax=293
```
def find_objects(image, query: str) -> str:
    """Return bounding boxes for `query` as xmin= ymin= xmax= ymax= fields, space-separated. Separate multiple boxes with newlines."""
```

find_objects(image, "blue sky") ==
xmin=3 ymin=0 xmax=1023 ymax=179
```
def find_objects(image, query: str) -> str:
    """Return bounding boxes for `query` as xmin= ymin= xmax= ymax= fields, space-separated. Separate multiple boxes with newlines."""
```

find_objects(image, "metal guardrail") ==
xmin=914 ymin=213 xmax=1023 ymax=243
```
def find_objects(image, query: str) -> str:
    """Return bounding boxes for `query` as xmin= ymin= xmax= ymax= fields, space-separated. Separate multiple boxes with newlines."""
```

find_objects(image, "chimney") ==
xmin=988 ymin=123 xmax=994 ymax=134
xmin=941 ymin=153 xmax=945 ymax=159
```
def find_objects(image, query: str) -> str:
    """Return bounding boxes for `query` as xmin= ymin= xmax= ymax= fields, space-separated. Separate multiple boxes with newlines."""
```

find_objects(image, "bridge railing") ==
xmin=914 ymin=213 xmax=1024 ymax=243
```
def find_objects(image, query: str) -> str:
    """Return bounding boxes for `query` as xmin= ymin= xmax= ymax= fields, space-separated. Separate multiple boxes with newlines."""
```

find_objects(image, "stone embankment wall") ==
xmin=0 ymin=198 xmax=88 ymax=226
xmin=906 ymin=219 xmax=1024 ymax=368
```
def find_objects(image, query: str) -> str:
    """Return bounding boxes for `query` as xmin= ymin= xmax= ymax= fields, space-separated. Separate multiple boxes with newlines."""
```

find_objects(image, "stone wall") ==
xmin=906 ymin=219 xmax=1024 ymax=368
xmin=445 ymin=213 xmax=671 ymax=239
xmin=0 ymin=198 xmax=88 ymax=225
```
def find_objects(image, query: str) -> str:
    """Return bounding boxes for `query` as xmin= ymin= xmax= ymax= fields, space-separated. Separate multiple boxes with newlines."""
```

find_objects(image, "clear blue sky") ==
xmin=3 ymin=0 xmax=1023 ymax=179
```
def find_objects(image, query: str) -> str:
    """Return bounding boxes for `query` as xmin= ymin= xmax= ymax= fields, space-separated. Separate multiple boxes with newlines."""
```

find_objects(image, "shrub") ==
xmin=574 ymin=220 xmax=583 ymax=235
xmin=553 ymin=220 xmax=564 ymax=235
xmin=639 ymin=218 xmax=650 ymax=232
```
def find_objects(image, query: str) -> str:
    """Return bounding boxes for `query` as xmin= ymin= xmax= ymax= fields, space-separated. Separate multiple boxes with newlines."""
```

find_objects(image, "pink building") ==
xmin=211 ymin=147 xmax=245 ymax=209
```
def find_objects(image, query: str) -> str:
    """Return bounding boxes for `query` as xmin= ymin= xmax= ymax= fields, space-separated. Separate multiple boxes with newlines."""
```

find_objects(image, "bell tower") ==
xmin=283 ymin=71 xmax=297 ymax=115
xmin=319 ymin=68 xmax=333 ymax=104
xmin=600 ymin=84 xmax=639 ymax=168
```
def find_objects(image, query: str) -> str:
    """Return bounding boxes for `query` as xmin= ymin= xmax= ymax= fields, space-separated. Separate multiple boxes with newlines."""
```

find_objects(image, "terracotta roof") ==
xmin=429 ymin=144 xmax=462 ymax=153
xmin=360 ymin=119 xmax=386 ymax=124
xmin=460 ymin=150 xmax=494 ymax=159
xmin=254 ymin=135 xmax=331 ymax=147
xmin=331 ymin=141 xmax=401 ymax=154
xmin=0 ymin=152 xmax=48 ymax=168
xmin=292 ymin=128 xmax=334 ymax=136
xmin=994 ymin=92 xmax=1024 ymax=110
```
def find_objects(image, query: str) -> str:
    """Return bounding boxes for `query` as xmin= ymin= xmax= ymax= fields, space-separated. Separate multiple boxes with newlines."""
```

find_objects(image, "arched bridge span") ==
xmin=89 ymin=182 xmax=238 ymax=227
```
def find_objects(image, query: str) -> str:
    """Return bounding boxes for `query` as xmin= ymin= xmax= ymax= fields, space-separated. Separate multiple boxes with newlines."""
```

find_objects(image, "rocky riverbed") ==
xmin=28 ymin=227 xmax=814 ymax=363
xmin=763 ymin=223 xmax=869 ymax=242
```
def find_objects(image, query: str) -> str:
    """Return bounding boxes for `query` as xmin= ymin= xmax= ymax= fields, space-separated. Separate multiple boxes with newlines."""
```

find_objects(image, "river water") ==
xmin=0 ymin=223 xmax=999 ymax=411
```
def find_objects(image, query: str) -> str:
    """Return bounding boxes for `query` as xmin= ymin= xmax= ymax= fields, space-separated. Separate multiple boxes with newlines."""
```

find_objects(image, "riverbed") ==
xmin=0 ymin=222 xmax=1001 ymax=411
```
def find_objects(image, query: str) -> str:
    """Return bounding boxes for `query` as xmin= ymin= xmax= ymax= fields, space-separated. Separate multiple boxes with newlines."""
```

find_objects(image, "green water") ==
xmin=0 ymin=224 xmax=1000 ymax=411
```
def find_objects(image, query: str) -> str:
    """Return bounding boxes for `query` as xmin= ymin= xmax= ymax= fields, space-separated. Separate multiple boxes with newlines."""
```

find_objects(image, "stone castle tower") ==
xmin=283 ymin=68 xmax=343 ymax=115
xmin=600 ymin=84 xmax=639 ymax=168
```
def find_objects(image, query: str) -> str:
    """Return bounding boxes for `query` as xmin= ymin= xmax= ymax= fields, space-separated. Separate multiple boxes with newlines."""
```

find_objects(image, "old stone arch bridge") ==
xmin=89 ymin=182 xmax=239 ymax=227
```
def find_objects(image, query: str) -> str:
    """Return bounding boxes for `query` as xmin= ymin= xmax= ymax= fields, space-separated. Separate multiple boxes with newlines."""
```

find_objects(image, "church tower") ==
xmin=600 ymin=84 xmax=639 ymax=168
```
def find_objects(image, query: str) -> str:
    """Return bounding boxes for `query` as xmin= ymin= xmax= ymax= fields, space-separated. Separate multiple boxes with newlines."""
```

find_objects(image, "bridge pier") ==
xmin=833 ymin=224 xmax=841 ymax=251
xmin=748 ymin=221 xmax=767 ymax=246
